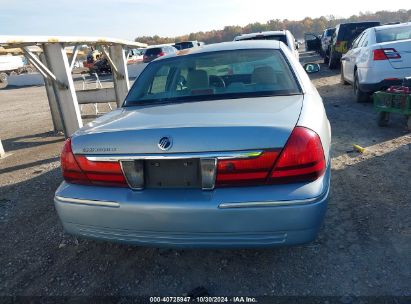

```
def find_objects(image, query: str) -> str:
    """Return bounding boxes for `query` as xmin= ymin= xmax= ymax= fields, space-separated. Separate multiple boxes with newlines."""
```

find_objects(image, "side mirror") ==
xmin=303 ymin=63 xmax=320 ymax=74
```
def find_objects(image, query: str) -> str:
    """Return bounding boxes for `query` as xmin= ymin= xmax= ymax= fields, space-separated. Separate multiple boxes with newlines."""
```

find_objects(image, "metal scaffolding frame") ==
xmin=0 ymin=36 xmax=147 ymax=158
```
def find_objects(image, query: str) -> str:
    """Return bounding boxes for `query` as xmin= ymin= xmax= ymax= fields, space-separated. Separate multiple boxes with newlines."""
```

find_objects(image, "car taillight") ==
xmin=215 ymin=127 xmax=326 ymax=187
xmin=373 ymin=48 xmax=401 ymax=60
xmin=61 ymin=138 xmax=89 ymax=184
xmin=60 ymin=138 xmax=127 ymax=187
xmin=268 ymin=127 xmax=325 ymax=184
xmin=216 ymin=151 xmax=280 ymax=186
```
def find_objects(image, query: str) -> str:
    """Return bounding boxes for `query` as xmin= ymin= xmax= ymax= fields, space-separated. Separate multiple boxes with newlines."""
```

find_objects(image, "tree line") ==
xmin=135 ymin=9 xmax=411 ymax=45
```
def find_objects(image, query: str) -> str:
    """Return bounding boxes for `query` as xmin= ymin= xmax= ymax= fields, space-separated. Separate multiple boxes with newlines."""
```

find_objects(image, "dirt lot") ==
xmin=0 ymin=56 xmax=410 ymax=299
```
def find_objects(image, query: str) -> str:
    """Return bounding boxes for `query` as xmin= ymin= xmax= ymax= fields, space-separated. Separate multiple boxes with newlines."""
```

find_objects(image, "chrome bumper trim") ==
xmin=55 ymin=196 xmax=120 ymax=208
xmin=85 ymin=150 xmax=263 ymax=162
xmin=219 ymin=188 xmax=329 ymax=209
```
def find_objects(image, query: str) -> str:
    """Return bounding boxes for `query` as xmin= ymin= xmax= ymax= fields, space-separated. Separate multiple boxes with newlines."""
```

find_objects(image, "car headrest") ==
xmin=251 ymin=66 xmax=277 ymax=85
xmin=187 ymin=70 xmax=209 ymax=89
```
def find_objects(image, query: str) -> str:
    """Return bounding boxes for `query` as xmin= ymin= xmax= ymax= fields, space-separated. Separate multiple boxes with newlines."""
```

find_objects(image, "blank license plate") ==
xmin=144 ymin=159 xmax=201 ymax=189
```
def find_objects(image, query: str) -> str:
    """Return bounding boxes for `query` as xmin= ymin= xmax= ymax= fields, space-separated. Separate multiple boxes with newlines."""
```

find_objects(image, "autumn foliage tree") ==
xmin=135 ymin=9 xmax=411 ymax=45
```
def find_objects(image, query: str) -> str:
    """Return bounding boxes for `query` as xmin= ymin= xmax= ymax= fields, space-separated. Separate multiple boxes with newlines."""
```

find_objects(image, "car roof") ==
xmin=338 ymin=21 xmax=380 ymax=27
xmin=174 ymin=41 xmax=197 ymax=44
xmin=158 ymin=40 xmax=282 ymax=60
xmin=146 ymin=45 xmax=173 ymax=49
xmin=373 ymin=21 xmax=411 ymax=31
xmin=235 ymin=30 xmax=287 ymax=40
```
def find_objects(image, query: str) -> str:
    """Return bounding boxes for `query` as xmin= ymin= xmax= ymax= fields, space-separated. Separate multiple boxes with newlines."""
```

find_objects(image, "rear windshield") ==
xmin=325 ymin=29 xmax=335 ymax=37
xmin=376 ymin=25 xmax=411 ymax=43
xmin=145 ymin=48 xmax=162 ymax=56
xmin=174 ymin=42 xmax=195 ymax=49
xmin=338 ymin=22 xmax=380 ymax=40
xmin=237 ymin=35 xmax=288 ymax=45
xmin=124 ymin=49 xmax=301 ymax=106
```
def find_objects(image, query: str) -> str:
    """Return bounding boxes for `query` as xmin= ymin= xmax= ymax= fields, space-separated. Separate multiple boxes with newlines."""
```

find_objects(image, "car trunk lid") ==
xmin=72 ymin=96 xmax=303 ymax=155
xmin=378 ymin=39 xmax=411 ymax=69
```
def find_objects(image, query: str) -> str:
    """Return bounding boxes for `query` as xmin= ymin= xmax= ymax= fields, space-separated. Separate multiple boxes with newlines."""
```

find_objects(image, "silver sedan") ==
xmin=55 ymin=40 xmax=331 ymax=248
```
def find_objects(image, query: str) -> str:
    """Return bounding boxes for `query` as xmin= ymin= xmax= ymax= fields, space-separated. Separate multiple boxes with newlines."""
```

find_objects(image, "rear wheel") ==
xmin=377 ymin=112 xmax=390 ymax=127
xmin=328 ymin=50 xmax=339 ymax=69
xmin=0 ymin=72 xmax=8 ymax=89
xmin=354 ymin=71 xmax=369 ymax=103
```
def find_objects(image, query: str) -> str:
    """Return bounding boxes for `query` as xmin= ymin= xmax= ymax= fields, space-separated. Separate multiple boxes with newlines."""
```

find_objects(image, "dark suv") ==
xmin=326 ymin=21 xmax=380 ymax=69
xmin=143 ymin=46 xmax=177 ymax=63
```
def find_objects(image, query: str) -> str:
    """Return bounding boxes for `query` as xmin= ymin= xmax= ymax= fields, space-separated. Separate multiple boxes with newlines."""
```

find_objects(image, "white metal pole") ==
xmin=43 ymin=43 xmax=83 ymax=137
xmin=39 ymin=52 xmax=64 ymax=133
xmin=109 ymin=45 xmax=130 ymax=107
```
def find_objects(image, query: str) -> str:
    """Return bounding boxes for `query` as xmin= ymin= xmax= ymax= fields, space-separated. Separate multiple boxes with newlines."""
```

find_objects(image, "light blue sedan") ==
xmin=55 ymin=41 xmax=331 ymax=248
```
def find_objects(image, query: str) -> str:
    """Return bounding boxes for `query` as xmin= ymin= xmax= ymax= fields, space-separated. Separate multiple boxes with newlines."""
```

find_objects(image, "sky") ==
xmin=0 ymin=0 xmax=410 ymax=40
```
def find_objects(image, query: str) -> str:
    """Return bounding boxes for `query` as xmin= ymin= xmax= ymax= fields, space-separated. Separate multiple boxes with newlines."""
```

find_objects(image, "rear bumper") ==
xmin=359 ymin=79 xmax=403 ymax=93
xmin=54 ymin=168 xmax=330 ymax=248
xmin=358 ymin=66 xmax=411 ymax=93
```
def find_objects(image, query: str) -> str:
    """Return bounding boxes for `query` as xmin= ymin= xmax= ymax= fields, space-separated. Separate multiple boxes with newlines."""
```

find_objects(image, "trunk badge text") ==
xmin=158 ymin=137 xmax=173 ymax=151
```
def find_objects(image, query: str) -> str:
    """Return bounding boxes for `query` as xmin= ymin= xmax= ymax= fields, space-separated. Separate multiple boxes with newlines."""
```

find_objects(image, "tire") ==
xmin=377 ymin=112 xmax=390 ymax=127
xmin=354 ymin=71 xmax=369 ymax=103
xmin=319 ymin=49 xmax=325 ymax=58
xmin=0 ymin=72 xmax=8 ymax=89
xmin=328 ymin=50 xmax=339 ymax=69
xmin=340 ymin=66 xmax=349 ymax=85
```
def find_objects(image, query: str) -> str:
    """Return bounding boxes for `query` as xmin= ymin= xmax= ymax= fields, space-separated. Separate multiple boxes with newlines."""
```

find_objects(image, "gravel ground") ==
xmin=0 ymin=56 xmax=410 ymax=298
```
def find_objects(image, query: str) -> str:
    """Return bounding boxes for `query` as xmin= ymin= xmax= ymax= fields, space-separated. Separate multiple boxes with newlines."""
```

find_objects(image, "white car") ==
xmin=341 ymin=22 xmax=411 ymax=102
xmin=127 ymin=49 xmax=144 ymax=64
xmin=234 ymin=30 xmax=300 ymax=60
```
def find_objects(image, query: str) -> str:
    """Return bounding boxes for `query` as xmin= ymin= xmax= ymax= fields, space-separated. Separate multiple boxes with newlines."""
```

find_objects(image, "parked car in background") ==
xmin=326 ymin=21 xmax=381 ymax=69
xmin=89 ymin=58 xmax=111 ymax=75
xmin=234 ymin=30 xmax=300 ymax=60
xmin=321 ymin=28 xmax=335 ymax=57
xmin=143 ymin=45 xmax=177 ymax=63
xmin=173 ymin=41 xmax=203 ymax=50
xmin=304 ymin=33 xmax=322 ymax=53
xmin=0 ymin=55 xmax=25 ymax=88
xmin=55 ymin=41 xmax=331 ymax=248
xmin=127 ymin=48 xmax=144 ymax=64
xmin=341 ymin=22 xmax=411 ymax=102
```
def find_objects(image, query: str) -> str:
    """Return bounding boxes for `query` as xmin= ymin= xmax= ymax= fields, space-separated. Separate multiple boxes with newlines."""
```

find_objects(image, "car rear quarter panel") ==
xmin=297 ymin=93 xmax=331 ymax=164
xmin=280 ymin=43 xmax=331 ymax=164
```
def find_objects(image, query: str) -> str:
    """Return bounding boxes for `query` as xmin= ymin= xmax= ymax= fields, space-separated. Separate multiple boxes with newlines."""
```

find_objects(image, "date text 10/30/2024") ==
xmin=149 ymin=296 xmax=258 ymax=303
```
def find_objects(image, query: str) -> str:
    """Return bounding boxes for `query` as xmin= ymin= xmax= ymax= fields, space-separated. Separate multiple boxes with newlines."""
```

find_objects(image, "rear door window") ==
xmin=359 ymin=31 xmax=369 ymax=47
xmin=149 ymin=66 xmax=170 ymax=94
